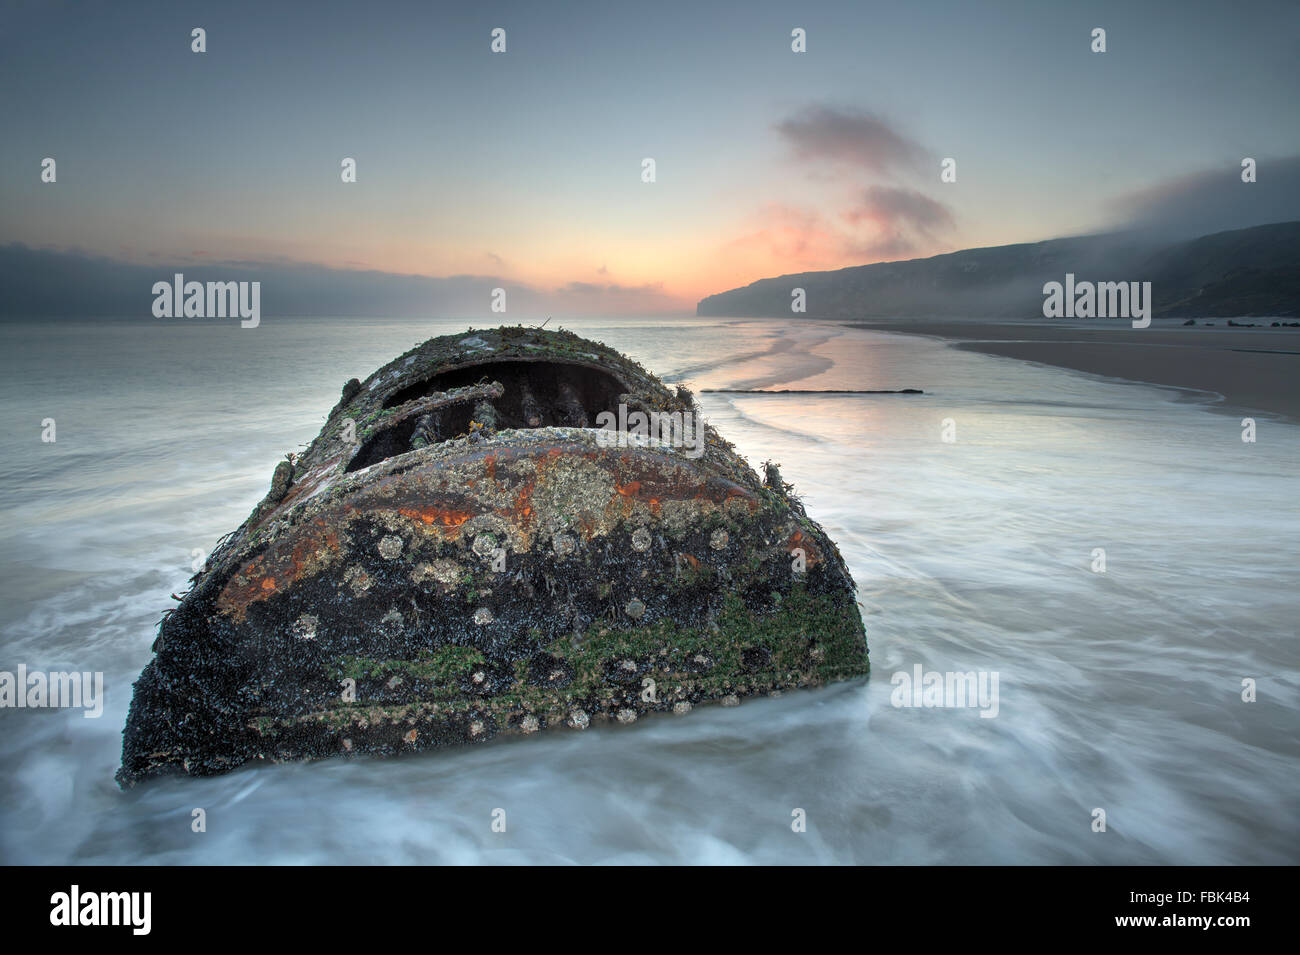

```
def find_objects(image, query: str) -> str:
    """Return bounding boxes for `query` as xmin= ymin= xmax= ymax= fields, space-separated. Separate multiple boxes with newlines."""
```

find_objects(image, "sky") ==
xmin=2 ymin=0 xmax=1298 ymax=315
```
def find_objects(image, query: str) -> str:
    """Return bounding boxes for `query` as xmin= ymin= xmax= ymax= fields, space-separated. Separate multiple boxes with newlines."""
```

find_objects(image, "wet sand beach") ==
xmin=850 ymin=321 xmax=1300 ymax=421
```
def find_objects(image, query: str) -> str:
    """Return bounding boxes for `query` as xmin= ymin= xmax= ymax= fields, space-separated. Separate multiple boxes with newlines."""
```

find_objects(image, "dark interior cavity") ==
xmin=382 ymin=360 xmax=624 ymax=416
xmin=346 ymin=360 xmax=626 ymax=472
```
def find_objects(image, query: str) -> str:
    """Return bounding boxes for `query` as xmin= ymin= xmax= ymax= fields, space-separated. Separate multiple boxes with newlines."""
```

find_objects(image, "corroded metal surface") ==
xmin=118 ymin=326 xmax=869 ymax=784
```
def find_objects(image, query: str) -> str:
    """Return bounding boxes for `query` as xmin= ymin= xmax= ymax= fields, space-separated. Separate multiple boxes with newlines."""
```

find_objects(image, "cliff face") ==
xmin=696 ymin=222 xmax=1300 ymax=319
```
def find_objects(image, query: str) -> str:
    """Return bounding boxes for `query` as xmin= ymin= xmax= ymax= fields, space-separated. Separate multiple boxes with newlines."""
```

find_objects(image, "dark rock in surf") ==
xmin=117 ymin=326 xmax=869 ymax=784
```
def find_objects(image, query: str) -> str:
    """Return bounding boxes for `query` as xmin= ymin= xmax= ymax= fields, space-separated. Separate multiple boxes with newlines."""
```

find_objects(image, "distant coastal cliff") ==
xmin=696 ymin=221 xmax=1300 ymax=320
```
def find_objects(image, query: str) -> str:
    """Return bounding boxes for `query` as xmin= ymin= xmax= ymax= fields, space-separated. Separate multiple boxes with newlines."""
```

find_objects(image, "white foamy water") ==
xmin=1 ymin=317 xmax=1296 ymax=864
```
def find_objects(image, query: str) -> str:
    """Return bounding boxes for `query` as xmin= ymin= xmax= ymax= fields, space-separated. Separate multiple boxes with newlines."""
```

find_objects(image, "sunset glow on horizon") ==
xmin=3 ymin=0 xmax=1297 ymax=315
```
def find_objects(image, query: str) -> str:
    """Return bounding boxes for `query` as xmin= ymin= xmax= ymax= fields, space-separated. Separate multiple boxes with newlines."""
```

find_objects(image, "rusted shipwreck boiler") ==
xmin=118 ymin=326 xmax=868 ymax=784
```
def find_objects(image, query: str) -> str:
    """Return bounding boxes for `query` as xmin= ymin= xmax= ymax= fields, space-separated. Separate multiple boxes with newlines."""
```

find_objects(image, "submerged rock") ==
xmin=117 ymin=326 xmax=869 ymax=785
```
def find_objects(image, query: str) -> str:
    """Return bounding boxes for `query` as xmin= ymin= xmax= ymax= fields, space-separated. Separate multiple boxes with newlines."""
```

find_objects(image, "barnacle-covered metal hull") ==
xmin=118 ymin=326 xmax=868 ymax=784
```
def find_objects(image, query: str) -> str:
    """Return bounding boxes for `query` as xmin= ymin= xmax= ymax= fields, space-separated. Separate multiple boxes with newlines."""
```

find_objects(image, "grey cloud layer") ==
xmin=776 ymin=106 xmax=926 ymax=174
xmin=1114 ymin=155 xmax=1300 ymax=238
xmin=765 ymin=106 xmax=956 ymax=261
xmin=0 ymin=245 xmax=677 ymax=318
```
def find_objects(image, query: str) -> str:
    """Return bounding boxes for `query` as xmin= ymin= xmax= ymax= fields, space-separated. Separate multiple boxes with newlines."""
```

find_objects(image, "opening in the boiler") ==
xmin=345 ymin=360 xmax=626 ymax=472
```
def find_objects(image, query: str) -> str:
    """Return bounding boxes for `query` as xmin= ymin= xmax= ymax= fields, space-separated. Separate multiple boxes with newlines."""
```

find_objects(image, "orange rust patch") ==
xmin=291 ymin=525 xmax=339 ymax=569
xmin=787 ymin=530 xmax=822 ymax=565
xmin=217 ymin=518 xmax=344 ymax=620
xmin=399 ymin=505 xmax=472 ymax=528
xmin=512 ymin=481 xmax=535 ymax=525
xmin=216 ymin=447 xmax=765 ymax=622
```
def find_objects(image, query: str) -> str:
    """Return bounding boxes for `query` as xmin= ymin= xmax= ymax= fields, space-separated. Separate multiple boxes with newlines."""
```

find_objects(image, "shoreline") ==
xmin=850 ymin=321 xmax=1300 ymax=422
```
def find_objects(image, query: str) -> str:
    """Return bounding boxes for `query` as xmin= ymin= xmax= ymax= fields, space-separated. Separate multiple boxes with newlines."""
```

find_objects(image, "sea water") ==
xmin=0 ymin=317 xmax=1295 ymax=864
